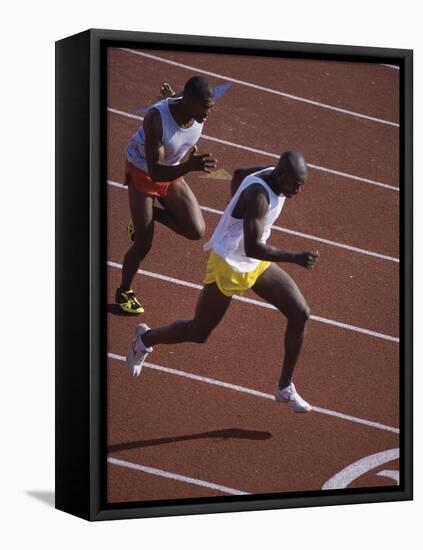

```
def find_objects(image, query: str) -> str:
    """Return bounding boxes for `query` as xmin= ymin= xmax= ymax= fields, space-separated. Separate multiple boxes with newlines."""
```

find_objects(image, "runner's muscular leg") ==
xmin=142 ymin=282 xmax=232 ymax=347
xmin=120 ymin=183 xmax=155 ymax=291
xmin=252 ymin=263 xmax=310 ymax=388
xmin=156 ymin=178 xmax=205 ymax=240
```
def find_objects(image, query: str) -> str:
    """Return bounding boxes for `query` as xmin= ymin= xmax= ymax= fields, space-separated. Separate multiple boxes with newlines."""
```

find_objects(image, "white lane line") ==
xmin=108 ymin=107 xmax=140 ymax=119
xmin=108 ymin=179 xmax=398 ymax=264
xmin=106 ymin=260 xmax=399 ymax=343
xmin=310 ymin=407 xmax=399 ymax=434
xmin=109 ymin=108 xmax=142 ymax=121
xmin=107 ymin=352 xmax=400 ymax=435
xmin=201 ymin=134 xmax=399 ymax=192
xmin=381 ymin=64 xmax=400 ymax=70
xmin=376 ymin=469 xmax=400 ymax=484
xmin=322 ymin=448 xmax=399 ymax=489
xmin=107 ymin=107 xmax=399 ymax=192
xmin=119 ymin=48 xmax=399 ymax=128
xmin=108 ymin=456 xmax=249 ymax=495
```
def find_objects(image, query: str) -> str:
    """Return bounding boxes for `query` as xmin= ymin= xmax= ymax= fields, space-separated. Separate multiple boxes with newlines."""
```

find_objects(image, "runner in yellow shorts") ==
xmin=126 ymin=150 xmax=320 ymax=412
xmin=204 ymin=250 xmax=271 ymax=297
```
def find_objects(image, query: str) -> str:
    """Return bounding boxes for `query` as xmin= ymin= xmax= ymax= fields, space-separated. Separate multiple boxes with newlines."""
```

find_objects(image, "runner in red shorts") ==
xmin=116 ymin=77 xmax=217 ymax=314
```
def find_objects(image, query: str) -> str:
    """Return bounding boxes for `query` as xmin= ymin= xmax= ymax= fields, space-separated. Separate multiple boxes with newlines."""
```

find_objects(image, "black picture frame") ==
xmin=55 ymin=28 xmax=413 ymax=521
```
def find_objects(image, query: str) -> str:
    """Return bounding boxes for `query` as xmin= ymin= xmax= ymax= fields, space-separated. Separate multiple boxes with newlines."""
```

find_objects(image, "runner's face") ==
xmin=276 ymin=166 xmax=305 ymax=198
xmin=189 ymin=95 xmax=215 ymax=123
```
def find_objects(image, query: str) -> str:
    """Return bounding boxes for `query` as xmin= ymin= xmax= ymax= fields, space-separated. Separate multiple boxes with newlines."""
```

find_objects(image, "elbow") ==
xmin=146 ymin=157 xmax=164 ymax=181
xmin=147 ymin=165 xmax=160 ymax=181
xmin=244 ymin=242 xmax=263 ymax=259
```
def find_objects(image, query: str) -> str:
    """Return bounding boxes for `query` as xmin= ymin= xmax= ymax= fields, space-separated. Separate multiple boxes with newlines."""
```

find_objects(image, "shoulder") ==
xmin=143 ymin=107 xmax=163 ymax=137
xmin=243 ymin=183 xmax=270 ymax=217
xmin=144 ymin=106 xmax=161 ymax=124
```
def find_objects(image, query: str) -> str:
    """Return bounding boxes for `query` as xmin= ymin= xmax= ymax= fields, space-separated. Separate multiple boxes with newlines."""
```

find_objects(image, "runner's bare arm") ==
xmin=243 ymin=186 xmax=319 ymax=268
xmin=231 ymin=166 xmax=268 ymax=196
xmin=143 ymin=109 xmax=217 ymax=181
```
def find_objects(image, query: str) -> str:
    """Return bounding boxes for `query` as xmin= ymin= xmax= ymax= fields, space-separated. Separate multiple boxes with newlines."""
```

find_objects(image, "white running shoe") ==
xmin=126 ymin=323 xmax=153 ymax=377
xmin=275 ymin=382 xmax=312 ymax=413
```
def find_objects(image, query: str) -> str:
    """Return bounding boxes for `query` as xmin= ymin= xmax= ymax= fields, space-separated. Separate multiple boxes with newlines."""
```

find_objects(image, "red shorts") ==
xmin=125 ymin=159 xmax=182 ymax=198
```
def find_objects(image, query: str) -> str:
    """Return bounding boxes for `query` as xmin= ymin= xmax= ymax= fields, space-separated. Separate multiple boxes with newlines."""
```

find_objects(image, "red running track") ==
xmin=106 ymin=48 xmax=400 ymax=504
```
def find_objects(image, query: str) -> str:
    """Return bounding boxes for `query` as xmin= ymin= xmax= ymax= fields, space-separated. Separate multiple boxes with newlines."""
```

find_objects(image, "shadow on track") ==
xmin=108 ymin=428 xmax=272 ymax=453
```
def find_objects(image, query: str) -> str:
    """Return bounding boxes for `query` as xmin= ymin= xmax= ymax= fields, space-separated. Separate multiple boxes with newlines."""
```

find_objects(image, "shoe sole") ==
xmin=118 ymin=302 xmax=144 ymax=314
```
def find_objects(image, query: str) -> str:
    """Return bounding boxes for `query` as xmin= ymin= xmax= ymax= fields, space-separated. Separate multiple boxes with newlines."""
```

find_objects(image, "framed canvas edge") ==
xmin=56 ymin=28 xmax=413 ymax=521
xmin=400 ymin=47 xmax=413 ymax=500
xmin=87 ymin=27 xmax=413 ymax=60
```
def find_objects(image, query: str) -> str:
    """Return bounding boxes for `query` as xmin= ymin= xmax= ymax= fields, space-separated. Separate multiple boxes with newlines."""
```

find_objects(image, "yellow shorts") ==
xmin=204 ymin=250 xmax=271 ymax=297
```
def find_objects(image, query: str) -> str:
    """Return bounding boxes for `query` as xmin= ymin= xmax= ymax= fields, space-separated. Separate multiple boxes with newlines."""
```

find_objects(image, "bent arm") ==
xmin=243 ymin=186 xmax=296 ymax=263
xmin=143 ymin=109 xmax=193 ymax=182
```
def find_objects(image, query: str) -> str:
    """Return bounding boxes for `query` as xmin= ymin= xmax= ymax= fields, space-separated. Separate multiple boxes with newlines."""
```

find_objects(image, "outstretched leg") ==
xmin=252 ymin=263 xmax=310 ymax=389
xmin=142 ymin=282 xmax=232 ymax=347
xmin=127 ymin=282 xmax=232 ymax=375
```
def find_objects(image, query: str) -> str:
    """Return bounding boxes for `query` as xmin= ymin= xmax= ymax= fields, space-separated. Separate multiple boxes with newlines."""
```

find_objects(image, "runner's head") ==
xmin=183 ymin=76 xmax=215 ymax=123
xmin=274 ymin=150 xmax=308 ymax=198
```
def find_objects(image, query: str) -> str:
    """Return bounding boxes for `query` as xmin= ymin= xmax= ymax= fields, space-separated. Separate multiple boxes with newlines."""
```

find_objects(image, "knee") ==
xmin=193 ymin=332 xmax=209 ymax=343
xmin=288 ymin=303 xmax=311 ymax=327
xmin=185 ymin=222 xmax=205 ymax=241
xmin=189 ymin=322 xmax=211 ymax=343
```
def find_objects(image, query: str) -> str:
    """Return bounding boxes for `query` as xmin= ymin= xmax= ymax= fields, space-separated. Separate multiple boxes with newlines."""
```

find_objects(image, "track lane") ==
xmin=108 ymin=186 xmax=399 ymax=337
xmin=108 ymin=461 xmax=226 ymax=502
xmin=108 ymin=112 xmax=400 ymax=259
xmin=107 ymin=269 xmax=399 ymax=428
xmin=107 ymin=355 xmax=398 ymax=501
xmin=116 ymin=48 xmax=399 ymax=123
xmin=108 ymin=49 xmax=399 ymax=185
xmin=106 ymin=49 xmax=401 ymax=503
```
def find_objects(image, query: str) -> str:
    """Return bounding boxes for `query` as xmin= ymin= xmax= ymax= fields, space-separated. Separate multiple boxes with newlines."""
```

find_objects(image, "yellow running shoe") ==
xmin=116 ymin=288 xmax=144 ymax=314
xmin=128 ymin=219 xmax=135 ymax=243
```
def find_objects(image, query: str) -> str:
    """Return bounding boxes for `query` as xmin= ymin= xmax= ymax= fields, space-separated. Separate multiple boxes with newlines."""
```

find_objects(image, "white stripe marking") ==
xmin=107 ymin=260 xmax=399 ymax=343
xmin=322 ymin=448 xmax=399 ymax=489
xmin=381 ymin=64 xmax=400 ymax=70
xmin=377 ymin=469 xmax=400 ymax=484
xmin=108 ymin=107 xmax=142 ymax=119
xmin=108 ymin=456 xmax=249 ymax=495
xmin=109 ymin=179 xmax=399 ymax=263
xmin=120 ymin=49 xmax=399 ymax=128
xmin=107 ymin=352 xmax=400 ymax=434
xmin=107 ymin=107 xmax=399 ymax=192
xmin=310 ymin=406 xmax=399 ymax=434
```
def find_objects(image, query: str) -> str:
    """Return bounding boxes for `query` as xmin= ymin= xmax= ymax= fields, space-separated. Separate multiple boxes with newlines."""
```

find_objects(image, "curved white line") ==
xmin=377 ymin=469 xmax=400 ymax=484
xmin=322 ymin=448 xmax=399 ymax=489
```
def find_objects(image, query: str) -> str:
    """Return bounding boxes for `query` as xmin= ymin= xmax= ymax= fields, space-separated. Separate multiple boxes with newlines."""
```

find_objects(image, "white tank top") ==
xmin=204 ymin=168 xmax=285 ymax=272
xmin=126 ymin=98 xmax=204 ymax=172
